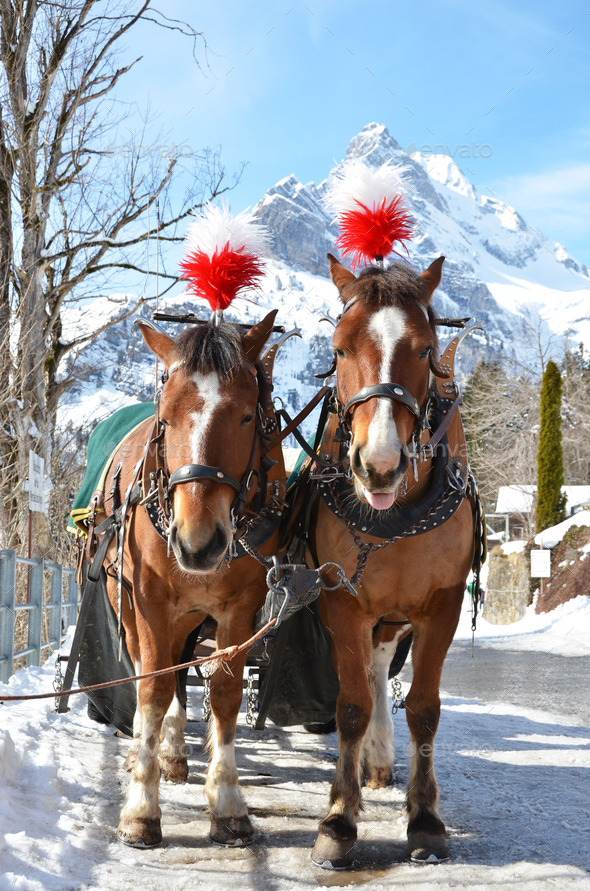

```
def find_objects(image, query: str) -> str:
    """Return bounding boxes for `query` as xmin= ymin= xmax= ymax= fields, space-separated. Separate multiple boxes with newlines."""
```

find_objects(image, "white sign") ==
xmin=530 ymin=549 xmax=551 ymax=579
xmin=28 ymin=450 xmax=45 ymax=513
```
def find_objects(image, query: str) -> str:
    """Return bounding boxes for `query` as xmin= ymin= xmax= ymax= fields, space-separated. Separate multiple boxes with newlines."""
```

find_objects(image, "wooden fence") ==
xmin=0 ymin=549 xmax=80 ymax=684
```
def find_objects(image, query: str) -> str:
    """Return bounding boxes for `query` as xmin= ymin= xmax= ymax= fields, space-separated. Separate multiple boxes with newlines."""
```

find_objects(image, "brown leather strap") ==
xmin=422 ymin=392 xmax=461 ymax=455
xmin=268 ymin=386 xmax=331 ymax=450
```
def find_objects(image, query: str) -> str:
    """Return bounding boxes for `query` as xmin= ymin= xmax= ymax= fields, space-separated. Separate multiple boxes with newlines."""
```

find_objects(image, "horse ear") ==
xmin=137 ymin=320 xmax=177 ymax=366
xmin=327 ymin=253 xmax=356 ymax=298
xmin=419 ymin=256 xmax=445 ymax=303
xmin=242 ymin=309 xmax=278 ymax=362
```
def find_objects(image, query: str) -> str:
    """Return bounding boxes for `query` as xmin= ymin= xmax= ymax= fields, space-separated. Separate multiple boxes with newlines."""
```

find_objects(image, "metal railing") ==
xmin=0 ymin=549 xmax=80 ymax=684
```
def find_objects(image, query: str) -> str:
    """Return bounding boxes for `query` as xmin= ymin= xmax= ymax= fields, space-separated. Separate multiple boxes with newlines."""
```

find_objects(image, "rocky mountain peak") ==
xmin=343 ymin=122 xmax=404 ymax=165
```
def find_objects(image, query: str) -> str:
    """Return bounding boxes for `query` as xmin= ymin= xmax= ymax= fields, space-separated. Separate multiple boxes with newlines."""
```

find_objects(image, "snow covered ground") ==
xmin=1 ymin=591 xmax=590 ymax=890
xmin=455 ymin=591 xmax=590 ymax=658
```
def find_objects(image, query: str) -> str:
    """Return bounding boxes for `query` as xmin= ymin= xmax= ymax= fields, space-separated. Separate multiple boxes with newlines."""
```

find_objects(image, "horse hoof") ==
xmin=159 ymin=754 xmax=188 ymax=783
xmin=117 ymin=817 xmax=162 ymax=848
xmin=311 ymin=817 xmax=356 ymax=870
xmin=408 ymin=831 xmax=450 ymax=863
xmin=303 ymin=718 xmax=337 ymax=734
xmin=364 ymin=766 xmax=393 ymax=789
xmin=124 ymin=747 xmax=139 ymax=772
xmin=209 ymin=815 xmax=254 ymax=846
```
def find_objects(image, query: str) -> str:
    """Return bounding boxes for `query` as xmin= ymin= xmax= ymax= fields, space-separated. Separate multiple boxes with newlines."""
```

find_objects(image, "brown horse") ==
xmin=100 ymin=312 xmax=285 ymax=848
xmin=308 ymin=254 xmax=476 ymax=868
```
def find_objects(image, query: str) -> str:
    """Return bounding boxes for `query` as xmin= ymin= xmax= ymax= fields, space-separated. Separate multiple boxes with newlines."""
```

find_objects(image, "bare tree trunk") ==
xmin=0 ymin=1 xmax=231 ymax=552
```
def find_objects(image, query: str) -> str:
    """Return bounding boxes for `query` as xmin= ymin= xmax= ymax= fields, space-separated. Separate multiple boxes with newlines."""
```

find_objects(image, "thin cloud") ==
xmin=491 ymin=164 xmax=590 ymax=261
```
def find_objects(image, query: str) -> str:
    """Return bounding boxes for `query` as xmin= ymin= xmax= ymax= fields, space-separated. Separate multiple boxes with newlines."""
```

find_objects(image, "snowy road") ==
xmin=441 ymin=642 xmax=590 ymax=724
xmin=1 ymin=597 xmax=590 ymax=890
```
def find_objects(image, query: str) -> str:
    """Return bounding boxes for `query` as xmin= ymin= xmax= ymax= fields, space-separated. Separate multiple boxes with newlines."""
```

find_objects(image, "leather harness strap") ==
xmin=268 ymin=385 xmax=332 ymax=451
xmin=343 ymin=383 xmax=421 ymax=420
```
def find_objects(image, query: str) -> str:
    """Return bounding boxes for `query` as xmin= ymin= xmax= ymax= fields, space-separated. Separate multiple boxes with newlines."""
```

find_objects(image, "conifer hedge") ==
xmin=536 ymin=360 xmax=566 ymax=531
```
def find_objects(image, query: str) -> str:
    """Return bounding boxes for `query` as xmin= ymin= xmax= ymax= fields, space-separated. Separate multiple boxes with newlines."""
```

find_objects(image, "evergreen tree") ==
xmin=537 ymin=360 xmax=567 ymax=531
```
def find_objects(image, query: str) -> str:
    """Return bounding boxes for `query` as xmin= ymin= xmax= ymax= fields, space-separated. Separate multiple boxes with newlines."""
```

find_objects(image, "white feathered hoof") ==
xmin=209 ymin=815 xmax=254 ymax=846
xmin=364 ymin=766 xmax=393 ymax=789
xmin=117 ymin=816 xmax=162 ymax=848
xmin=124 ymin=745 xmax=139 ymax=772
xmin=159 ymin=753 xmax=188 ymax=783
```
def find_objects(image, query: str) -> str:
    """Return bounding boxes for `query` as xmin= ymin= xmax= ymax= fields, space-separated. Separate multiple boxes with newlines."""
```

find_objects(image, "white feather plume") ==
xmin=324 ymin=159 xmax=407 ymax=214
xmin=183 ymin=202 xmax=271 ymax=257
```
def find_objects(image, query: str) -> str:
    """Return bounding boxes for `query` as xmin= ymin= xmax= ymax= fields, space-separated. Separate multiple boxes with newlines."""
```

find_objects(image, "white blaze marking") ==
xmin=365 ymin=306 xmax=408 ymax=467
xmin=190 ymin=371 xmax=221 ymax=464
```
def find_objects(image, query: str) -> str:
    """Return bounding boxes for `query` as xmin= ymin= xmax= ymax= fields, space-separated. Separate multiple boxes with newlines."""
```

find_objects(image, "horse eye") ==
xmin=160 ymin=418 xmax=170 ymax=427
xmin=335 ymin=349 xmax=346 ymax=359
xmin=241 ymin=414 xmax=254 ymax=426
xmin=419 ymin=347 xmax=432 ymax=360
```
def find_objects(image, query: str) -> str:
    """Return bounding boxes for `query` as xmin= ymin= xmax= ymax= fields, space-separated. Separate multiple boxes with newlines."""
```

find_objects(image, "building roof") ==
xmin=496 ymin=485 xmax=590 ymax=516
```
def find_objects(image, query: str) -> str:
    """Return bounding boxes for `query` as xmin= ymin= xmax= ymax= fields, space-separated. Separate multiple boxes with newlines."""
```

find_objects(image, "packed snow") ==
xmin=1 ymin=589 xmax=589 ymax=890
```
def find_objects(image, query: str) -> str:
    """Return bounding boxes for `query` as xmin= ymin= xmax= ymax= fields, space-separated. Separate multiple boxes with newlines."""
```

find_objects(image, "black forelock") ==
xmin=353 ymin=262 xmax=439 ymax=345
xmin=173 ymin=322 xmax=247 ymax=378
xmin=356 ymin=262 xmax=426 ymax=307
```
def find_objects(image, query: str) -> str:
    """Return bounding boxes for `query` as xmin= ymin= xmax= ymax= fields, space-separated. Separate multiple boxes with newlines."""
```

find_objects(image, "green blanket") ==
xmin=68 ymin=402 xmax=155 ymax=536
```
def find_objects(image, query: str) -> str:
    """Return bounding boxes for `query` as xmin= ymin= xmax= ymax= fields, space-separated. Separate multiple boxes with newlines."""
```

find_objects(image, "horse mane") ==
xmin=355 ymin=263 xmax=438 ymax=335
xmin=174 ymin=322 xmax=249 ymax=379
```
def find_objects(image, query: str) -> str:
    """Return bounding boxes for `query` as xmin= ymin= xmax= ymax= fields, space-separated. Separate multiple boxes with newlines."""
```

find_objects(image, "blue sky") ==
xmin=118 ymin=0 xmax=590 ymax=267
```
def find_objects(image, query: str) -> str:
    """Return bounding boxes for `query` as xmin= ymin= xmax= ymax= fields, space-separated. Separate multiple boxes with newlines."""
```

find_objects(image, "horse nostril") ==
xmin=210 ymin=523 xmax=227 ymax=556
xmin=350 ymin=444 xmax=363 ymax=474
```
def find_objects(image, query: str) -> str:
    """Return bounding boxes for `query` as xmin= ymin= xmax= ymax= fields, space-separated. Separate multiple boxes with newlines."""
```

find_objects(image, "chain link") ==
xmin=390 ymin=676 xmax=405 ymax=714
xmin=245 ymin=670 xmax=259 ymax=727
xmin=53 ymin=656 xmax=64 ymax=712
xmin=202 ymin=675 xmax=211 ymax=723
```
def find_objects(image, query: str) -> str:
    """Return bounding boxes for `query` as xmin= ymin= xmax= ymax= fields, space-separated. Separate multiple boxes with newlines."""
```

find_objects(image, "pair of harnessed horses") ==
xmin=93 ymin=250 xmax=477 ymax=868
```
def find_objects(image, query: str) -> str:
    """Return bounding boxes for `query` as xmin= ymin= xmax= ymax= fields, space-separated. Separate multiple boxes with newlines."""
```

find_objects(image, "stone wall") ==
xmin=483 ymin=549 xmax=530 ymax=624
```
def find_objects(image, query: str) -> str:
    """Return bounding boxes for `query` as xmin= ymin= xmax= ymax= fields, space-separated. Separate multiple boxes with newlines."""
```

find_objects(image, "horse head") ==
xmin=328 ymin=253 xmax=445 ymax=511
xmin=137 ymin=311 xmax=277 ymax=572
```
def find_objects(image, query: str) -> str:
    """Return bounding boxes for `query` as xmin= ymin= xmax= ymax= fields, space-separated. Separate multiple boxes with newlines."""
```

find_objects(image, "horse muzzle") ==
xmin=169 ymin=519 xmax=230 ymax=573
xmin=350 ymin=444 xmax=409 ymax=511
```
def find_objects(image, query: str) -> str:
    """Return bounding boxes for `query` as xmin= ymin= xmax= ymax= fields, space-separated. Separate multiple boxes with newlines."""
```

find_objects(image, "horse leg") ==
xmin=158 ymin=620 xmax=204 ymax=782
xmin=312 ymin=608 xmax=373 ymax=869
xmin=404 ymin=589 xmax=462 ymax=862
xmin=362 ymin=628 xmax=409 ymax=788
xmin=205 ymin=618 xmax=253 ymax=846
xmin=117 ymin=667 xmax=175 ymax=847
xmin=158 ymin=681 xmax=188 ymax=783
xmin=124 ymin=661 xmax=143 ymax=772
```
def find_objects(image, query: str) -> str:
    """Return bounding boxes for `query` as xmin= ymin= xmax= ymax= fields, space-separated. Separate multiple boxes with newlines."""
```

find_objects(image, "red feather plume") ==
xmin=335 ymin=196 xmax=413 ymax=272
xmin=179 ymin=204 xmax=270 ymax=312
xmin=179 ymin=244 xmax=266 ymax=312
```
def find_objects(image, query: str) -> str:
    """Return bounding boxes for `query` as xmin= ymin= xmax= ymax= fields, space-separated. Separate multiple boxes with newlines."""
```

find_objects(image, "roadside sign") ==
xmin=28 ymin=450 xmax=45 ymax=513
xmin=530 ymin=548 xmax=551 ymax=578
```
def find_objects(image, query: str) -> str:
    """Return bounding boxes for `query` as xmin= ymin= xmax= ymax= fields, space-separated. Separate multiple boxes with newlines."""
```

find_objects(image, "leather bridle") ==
xmin=150 ymin=362 xmax=272 ymax=533
xmin=334 ymin=301 xmax=453 ymax=477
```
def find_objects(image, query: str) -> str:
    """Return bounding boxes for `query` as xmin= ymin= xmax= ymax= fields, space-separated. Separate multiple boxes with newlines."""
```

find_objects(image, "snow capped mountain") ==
xmin=254 ymin=121 xmax=590 ymax=353
xmin=61 ymin=122 xmax=590 ymax=439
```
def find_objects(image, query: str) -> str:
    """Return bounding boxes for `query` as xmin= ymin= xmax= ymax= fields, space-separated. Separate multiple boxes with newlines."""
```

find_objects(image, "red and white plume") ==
xmin=179 ymin=203 xmax=271 ymax=312
xmin=324 ymin=160 xmax=413 ymax=270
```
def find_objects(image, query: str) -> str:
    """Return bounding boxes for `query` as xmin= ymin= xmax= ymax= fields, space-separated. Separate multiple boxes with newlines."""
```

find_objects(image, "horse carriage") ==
xmin=64 ymin=163 xmax=485 ymax=869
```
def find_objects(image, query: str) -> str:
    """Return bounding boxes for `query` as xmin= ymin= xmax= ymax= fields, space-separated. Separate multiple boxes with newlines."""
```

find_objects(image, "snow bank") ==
xmin=456 ymin=588 xmax=590 ymax=656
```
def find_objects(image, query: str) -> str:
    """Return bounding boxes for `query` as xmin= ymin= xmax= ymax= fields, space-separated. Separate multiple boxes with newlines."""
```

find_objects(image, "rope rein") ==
xmin=0 ymin=617 xmax=277 ymax=703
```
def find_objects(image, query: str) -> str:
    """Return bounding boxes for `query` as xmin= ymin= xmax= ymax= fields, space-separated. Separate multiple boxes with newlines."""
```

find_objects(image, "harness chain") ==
xmin=327 ymin=472 xmax=466 ymax=587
